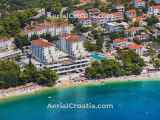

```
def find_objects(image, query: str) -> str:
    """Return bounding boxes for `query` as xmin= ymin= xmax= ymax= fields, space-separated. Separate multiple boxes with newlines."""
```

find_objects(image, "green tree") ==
xmin=147 ymin=47 xmax=156 ymax=58
xmin=36 ymin=68 xmax=58 ymax=86
xmin=39 ymin=0 xmax=49 ymax=14
xmin=84 ymin=41 xmax=97 ymax=52
xmin=117 ymin=49 xmax=144 ymax=75
xmin=110 ymin=33 xmax=124 ymax=39
xmin=0 ymin=9 xmax=35 ymax=37
xmin=0 ymin=60 xmax=21 ymax=88
xmin=30 ymin=34 xmax=39 ymax=40
xmin=85 ymin=59 xmax=122 ymax=79
xmin=51 ymin=0 xmax=62 ymax=13
xmin=146 ymin=16 xmax=158 ymax=26
xmin=152 ymin=58 xmax=160 ymax=70
xmin=2 ymin=15 xmax=21 ymax=36
xmin=15 ymin=35 xmax=30 ymax=49
xmin=20 ymin=63 xmax=39 ymax=83
xmin=85 ymin=67 xmax=98 ymax=79
xmin=149 ymin=0 xmax=156 ymax=6
xmin=101 ymin=59 xmax=122 ymax=77
xmin=96 ymin=36 xmax=104 ymax=51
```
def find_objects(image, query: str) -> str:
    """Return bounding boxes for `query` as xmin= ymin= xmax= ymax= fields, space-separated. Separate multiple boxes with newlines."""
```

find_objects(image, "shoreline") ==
xmin=1 ymin=71 xmax=160 ymax=100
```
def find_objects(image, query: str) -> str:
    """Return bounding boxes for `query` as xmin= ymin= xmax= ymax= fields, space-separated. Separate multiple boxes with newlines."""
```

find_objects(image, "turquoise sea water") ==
xmin=1 ymin=81 xmax=160 ymax=120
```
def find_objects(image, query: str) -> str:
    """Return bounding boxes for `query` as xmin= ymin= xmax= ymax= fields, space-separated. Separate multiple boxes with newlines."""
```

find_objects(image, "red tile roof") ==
xmin=113 ymin=38 xmax=128 ymax=43
xmin=74 ymin=10 xmax=88 ymax=19
xmin=128 ymin=43 xmax=143 ymax=49
xmin=32 ymin=39 xmax=52 ymax=47
xmin=24 ymin=20 xmax=70 ymax=32
xmin=63 ymin=34 xmax=80 ymax=42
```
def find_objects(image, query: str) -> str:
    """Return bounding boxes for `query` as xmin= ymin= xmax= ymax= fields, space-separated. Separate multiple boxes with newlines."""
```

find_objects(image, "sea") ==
xmin=0 ymin=80 xmax=160 ymax=120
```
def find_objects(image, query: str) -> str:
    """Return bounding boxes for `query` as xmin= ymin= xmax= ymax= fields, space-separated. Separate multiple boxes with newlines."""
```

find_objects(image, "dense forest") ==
xmin=0 ymin=0 xmax=41 ymax=10
xmin=0 ymin=0 xmax=80 ymax=11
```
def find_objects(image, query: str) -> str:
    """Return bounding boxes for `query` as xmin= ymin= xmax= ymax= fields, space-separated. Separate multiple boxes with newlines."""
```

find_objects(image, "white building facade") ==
xmin=57 ymin=34 xmax=88 ymax=58
xmin=25 ymin=20 xmax=73 ymax=38
xmin=148 ymin=5 xmax=160 ymax=15
xmin=0 ymin=38 xmax=13 ymax=50
xmin=32 ymin=39 xmax=67 ymax=64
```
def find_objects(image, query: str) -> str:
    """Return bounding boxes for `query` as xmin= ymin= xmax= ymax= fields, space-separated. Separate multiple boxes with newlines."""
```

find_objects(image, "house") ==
xmin=119 ymin=22 xmax=129 ymax=29
xmin=0 ymin=38 xmax=13 ymax=50
xmin=46 ymin=12 xmax=59 ymax=18
xmin=93 ymin=12 xmax=114 ymax=25
xmin=124 ymin=27 xmax=141 ymax=40
xmin=155 ymin=22 xmax=160 ymax=28
xmin=148 ymin=5 xmax=160 ymax=15
xmin=112 ymin=38 xmax=129 ymax=48
xmin=112 ymin=12 xmax=124 ymax=21
xmin=31 ymin=38 xmax=68 ymax=64
xmin=104 ymin=22 xmax=124 ymax=33
xmin=151 ymin=28 xmax=160 ymax=38
xmin=126 ymin=9 xmax=137 ymax=19
xmin=134 ymin=32 xmax=150 ymax=41
xmin=79 ymin=18 xmax=92 ymax=26
xmin=73 ymin=10 xmax=88 ymax=19
xmin=88 ymin=8 xmax=101 ymax=17
xmin=112 ymin=5 xmax=125 ymax=12
xmin=128 ymin=43 xmax=145 ymax=55
xmin=157 ymin=16 xmax=160 ymax=21
xmin=134 ymin=0 xmax=145 ymax=8
xmin=57 ymin=34 xmax=88 ymax=58
xmin=73 ymin=10 xmax=92 ymax=26
xmin=24 ymin=20 xmax=73 ymax=38
xmin=125 ymin=27 xmax=148 ymax=41
xmin=92 ymin=12 xmax=124 ymax=25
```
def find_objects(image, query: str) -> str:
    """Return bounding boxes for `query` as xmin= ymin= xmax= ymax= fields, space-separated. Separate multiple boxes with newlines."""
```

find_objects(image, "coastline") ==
xmin=1 ymin=71 xmax=160 ymax=100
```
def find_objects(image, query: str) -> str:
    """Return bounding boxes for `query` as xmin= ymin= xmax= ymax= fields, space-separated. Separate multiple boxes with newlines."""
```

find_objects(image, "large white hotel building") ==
xmin=56 ymin=34 xmax=88 ymax=58
xmin=31 ymin=35 xmax=90 ymax=74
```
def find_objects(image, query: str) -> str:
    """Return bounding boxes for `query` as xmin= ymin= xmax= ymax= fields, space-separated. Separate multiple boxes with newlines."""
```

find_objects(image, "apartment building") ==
xmin=24 ymin=20 xmax=73 ymax=38
xmin=31 ymin=38 xmax=68 ymax=64
xmin=0 ymin=38 xmax=13 ymax=50
xmin=57 ymin=34 xmax=88 ymax=58
xmin=148 ymin=5 xmax=160 ymax=15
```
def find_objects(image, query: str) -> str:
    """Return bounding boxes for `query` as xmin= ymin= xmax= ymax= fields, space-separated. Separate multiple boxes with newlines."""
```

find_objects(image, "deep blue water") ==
xmin=1 ymin=81 xmax=160 ymax=120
